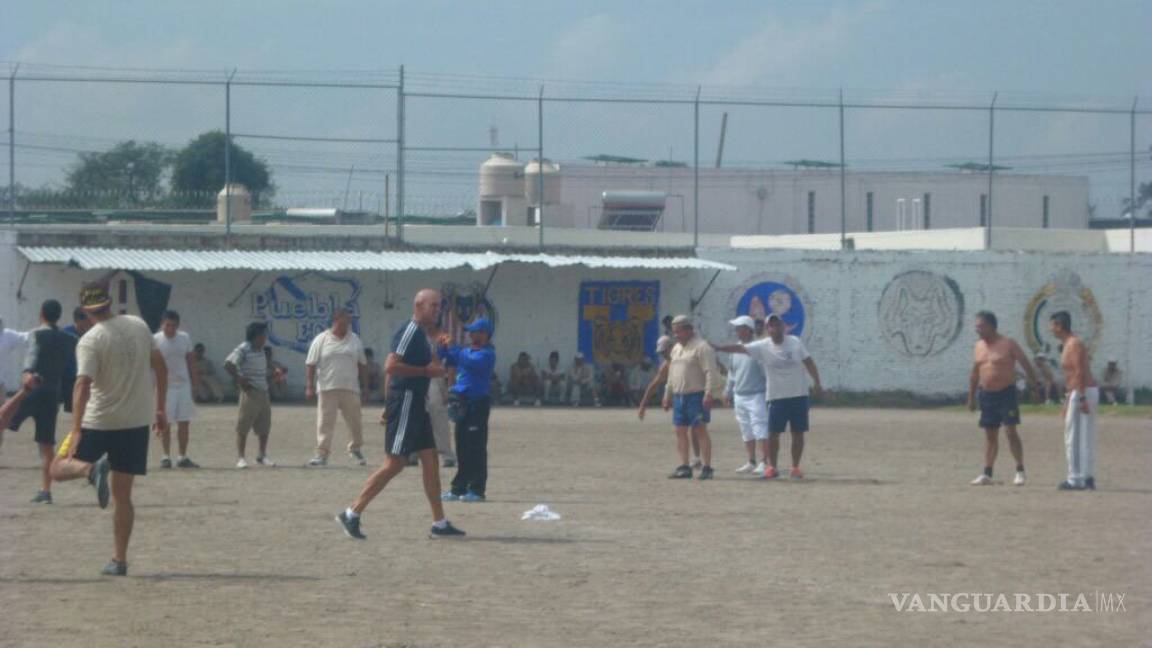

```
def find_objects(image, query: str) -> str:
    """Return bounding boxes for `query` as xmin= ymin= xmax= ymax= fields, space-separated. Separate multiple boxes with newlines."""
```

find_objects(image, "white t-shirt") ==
xmin=154 ymin=330 xmax=193 ymax=385
xmin=305 ymin=329 xmax=367 ymax=393
xmin=77 ymin=315 xmax=156 ymax=430
xmin=745 ymin=335 xmax=811 ymax=401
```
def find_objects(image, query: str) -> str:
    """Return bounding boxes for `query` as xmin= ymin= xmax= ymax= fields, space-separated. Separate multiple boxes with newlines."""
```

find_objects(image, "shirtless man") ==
xmin=1050 ymin=311 xmax=1098 ymax=491
xmin=967 ymin=311 xmax=1040 ymax=486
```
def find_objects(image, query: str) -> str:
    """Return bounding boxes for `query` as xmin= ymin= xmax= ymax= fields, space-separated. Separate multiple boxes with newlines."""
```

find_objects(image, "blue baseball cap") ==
xmin=465 ymin=318 xmax=493 ymax=336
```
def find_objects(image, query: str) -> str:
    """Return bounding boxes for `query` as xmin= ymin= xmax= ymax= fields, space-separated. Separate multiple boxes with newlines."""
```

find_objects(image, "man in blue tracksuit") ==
xmin=438 ymin=318 xmax=496 ymax=502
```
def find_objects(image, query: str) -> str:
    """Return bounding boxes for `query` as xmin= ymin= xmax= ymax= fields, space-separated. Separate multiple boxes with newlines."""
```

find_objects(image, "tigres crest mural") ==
xmin=578 ymin=281 xmax=660 ymax=366
xmin=439 ymin=282 xmax=498 ymax=346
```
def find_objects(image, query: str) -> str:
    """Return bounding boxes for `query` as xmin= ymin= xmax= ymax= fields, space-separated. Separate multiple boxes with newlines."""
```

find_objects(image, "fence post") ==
xmin=7 ymin=64 xmax=17 ymax=227
xmin=839 ymin=88 xmax=846 ymax=250
xmin=693 ymin=86 xmax=700 ymax=249
xmin=225 ymin=69 xmax=236 ymax=245
xmin=1130 ymin=96 xmax=1138 ymax=255
xmin=396 ymin=65 xmax=405 ymax=244
xmin=538 ymin=85 xmax=544 ymax=251
xmin=985 ymin=92 xmax=997 ymax=249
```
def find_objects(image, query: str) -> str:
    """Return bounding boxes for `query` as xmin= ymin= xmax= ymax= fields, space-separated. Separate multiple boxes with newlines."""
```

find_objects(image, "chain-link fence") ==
xmin=2 ymin=63 xmax=1149 ymax=249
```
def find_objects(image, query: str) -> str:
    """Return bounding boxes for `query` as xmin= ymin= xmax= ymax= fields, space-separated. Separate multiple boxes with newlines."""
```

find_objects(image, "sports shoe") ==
xmin=690 ymin=458 xmax=703 ymax=469
xmin=1057 ymin=480 xmax=1086 ymax=491
xmin=101 ymin=560 xmax=128 ymax=576
xmin=442 ymin=458 xmax=456 ymax=468
xmin=753 ymin=461 xmax=768 ymax=474
xmin=349 ymin=449 xmax=367 ymax=466
xmin=31 ymin=490 xmax=53 ymax=504
xmin=160 ymin=457 xmax=173 ymax=469
xmin=735 ymin=461 xmax=756 ymax=473
xmin=1013 ymin=470 xmax=1026 ymax=486
xmin=1085 ymin=477 xmax=1096 ymax=490
xmin=429 ymin=521 xmax=466 ymax=538
xmin=236 ymin=458 xmax=249 ymax=469
xmin=335 ymin=512 xmax=366 ymax=540
xmin=698 ymin=466 xmax=714 ymax=481
xmin=762 ymin=466 xmax=779 ymax=479
xmin=461 ymin=491 xmax=486 ymax=502
xmin=441 ymin=491 xmax=460 ymax=502
xmin=669 ymin=464 xmax=693 ymax=479
xmin=255 ymin=455 xmax=276 ymax=467
xmin=308 ymin=456 xmax=327 ymax=467
xmin=176 ymin=457 xmax=200 ymax=469
xmin=970 ymin=474 xmax=993 ymax=485
xmin=790 ymin=467 xmax=804 ymax=480
xmin=91 ymin=457 xmax=111 ymax=509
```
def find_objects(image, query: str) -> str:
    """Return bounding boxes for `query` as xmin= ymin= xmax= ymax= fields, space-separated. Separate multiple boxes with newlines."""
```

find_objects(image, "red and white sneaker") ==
xmin=762 ymin=466 xmax=779 ymax=479
xmin=789 ymin=467 xmax=804 ymax=479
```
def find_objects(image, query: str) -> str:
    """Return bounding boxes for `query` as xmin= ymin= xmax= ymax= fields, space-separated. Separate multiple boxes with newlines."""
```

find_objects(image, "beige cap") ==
xmin=671 ymin=314 xmax=693 ymax=327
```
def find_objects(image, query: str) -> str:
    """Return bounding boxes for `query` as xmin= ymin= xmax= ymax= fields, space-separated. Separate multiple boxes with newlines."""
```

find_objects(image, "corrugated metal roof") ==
xmin=17 ymin=247 xmax=736 ymax=273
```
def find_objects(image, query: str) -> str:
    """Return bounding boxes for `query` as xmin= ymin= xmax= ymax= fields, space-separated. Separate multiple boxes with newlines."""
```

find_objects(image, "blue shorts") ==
xmin=768 ymin=396 xmax=809 ymax=434
xmin=672 ymin=392 xmax=711 ymax=427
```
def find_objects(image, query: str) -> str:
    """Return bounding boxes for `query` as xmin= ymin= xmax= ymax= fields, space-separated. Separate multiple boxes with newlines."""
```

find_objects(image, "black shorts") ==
xmin=768 ymin=395 xmax=810 ymax=434
xmin=7 ymin=386 xmax=60 ymax=445
xmin=978 ymin=386 xmax=1020 ymax=428
xmin=385 ymin=390 xmax=435 ymax=457
xmin=73 ymin=426 xmax=150 ymax=476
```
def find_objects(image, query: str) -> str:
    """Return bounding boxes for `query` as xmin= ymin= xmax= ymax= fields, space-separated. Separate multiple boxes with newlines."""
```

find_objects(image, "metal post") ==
xmin=693 ymin=86 xmax=701 ymax=248
xmin=384 ymin=173 xmax=390 ymax=227
xmin=985 ymin=92 xmax=997 ymax=249
xmin=396 ymin=65 xmax=405 ymax=243
xmin=538 ymin=85 xmax=545 ymax=251
xmin=7 ymin=64 xmax=17 ymax=227
xmin=225 ymin=69 xmax=236 ymax=243
xmin=1130 ymin=96 xmax=1138 ymax=255
xmin=839 ymin=88 xmax=846 ymax=250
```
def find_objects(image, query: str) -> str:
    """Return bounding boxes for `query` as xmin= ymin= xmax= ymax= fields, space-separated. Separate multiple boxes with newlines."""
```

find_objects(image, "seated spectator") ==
xmin=539 ymin=351 xmax=566 ymax=405
xmin=629 ymin=358 xmax=657 ymax=406
xmin=600 ymin=363 xmax=631 ymax=406
xmin=364 ymin=347 xmax=383 ymax=402
xmin=1101 ymin=359 xmax=1124 ymax=405
xmin=192 ymin=342 xmax=227 ymax=402
xmin=566 ymin=352 xmax=599 ymax=407
xmin=264 ymin=346 xmax=290 ymax=402
xmin=507 ymin=352 xmax=542 ymax=406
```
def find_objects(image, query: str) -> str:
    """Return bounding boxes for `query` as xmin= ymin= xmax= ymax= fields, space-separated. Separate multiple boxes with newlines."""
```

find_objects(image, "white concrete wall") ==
xmin=2 ymin=233 xmax=1148 ymax=398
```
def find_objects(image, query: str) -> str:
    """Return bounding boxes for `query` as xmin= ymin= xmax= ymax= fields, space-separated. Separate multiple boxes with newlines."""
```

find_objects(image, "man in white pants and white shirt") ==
xmin=1050 ymin=311 xmax=1098 ymax=491
xmin=153 ymin=310 xmax=201 ymax=468
xmin=723 ymin=316 xmax=769 ymax=474
xmin=306 ymin=309 xmax=368 ymax=466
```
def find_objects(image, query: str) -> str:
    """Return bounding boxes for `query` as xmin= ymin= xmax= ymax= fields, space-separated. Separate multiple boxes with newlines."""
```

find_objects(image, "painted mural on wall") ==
xmin=728 ymin=273 xmax=809 ymax=339
xmin=440 ymin=282 xmax=498 ymax=346
xmin=1023 ymin=271 xmax=1103 ymax=355
xmin=578 ymin=281 xmax=660 ymax=366
xmin=251 ymin=272 xmax=361 ymax=353
xmin=877 ymin=270 xmax=964 ymax=357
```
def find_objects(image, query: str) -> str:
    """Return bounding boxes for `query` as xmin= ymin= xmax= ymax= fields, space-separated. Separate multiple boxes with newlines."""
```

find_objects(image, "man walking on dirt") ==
xmin=1050 ymin=311 xmax=1099 ymax=491
xmin=967 ymin=310 xmax=1041 ymax=486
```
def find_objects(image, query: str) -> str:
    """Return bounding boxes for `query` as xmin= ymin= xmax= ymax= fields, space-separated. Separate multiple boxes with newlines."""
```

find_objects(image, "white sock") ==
xmin=162 ymin=455 xmax=171 ymax=461
xmin=345 ymin=508 xmax=359 ymax=520
xmin=178 ymin=455 xmax=187 ymax=461
xmin=432 ymin=518 xmax=448 ymax=529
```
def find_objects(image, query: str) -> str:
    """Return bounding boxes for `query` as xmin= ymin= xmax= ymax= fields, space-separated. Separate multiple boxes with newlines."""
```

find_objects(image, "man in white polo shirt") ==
xmin=153 ymin=310 xmax=201 ymax=469
xmin=714 ymin=313 xmax=822 ymax=479
xmin=722 ymin=316 xmax=769 ymax=475
xmin=306 ymin=308 xmax=368 ymax=466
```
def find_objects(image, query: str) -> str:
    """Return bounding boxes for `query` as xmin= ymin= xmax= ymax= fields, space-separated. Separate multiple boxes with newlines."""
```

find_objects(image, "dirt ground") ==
xmin=0 ymin=403 xmax=1148 ymax=647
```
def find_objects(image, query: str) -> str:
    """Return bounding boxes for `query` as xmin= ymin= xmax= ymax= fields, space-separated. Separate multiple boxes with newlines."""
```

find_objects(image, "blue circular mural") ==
xmin=735 ymin=281 xmax=806 ymax=338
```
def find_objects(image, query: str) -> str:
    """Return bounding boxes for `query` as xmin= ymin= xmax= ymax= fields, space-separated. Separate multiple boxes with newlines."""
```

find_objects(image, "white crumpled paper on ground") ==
xmin=521 ymin=504 xmax=562 ymax=521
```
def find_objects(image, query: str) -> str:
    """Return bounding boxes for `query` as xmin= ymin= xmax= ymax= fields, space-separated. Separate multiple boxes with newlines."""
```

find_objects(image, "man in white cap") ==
xmin=662 ymin=315 xmax=719 ymax=480
xmin=722 ymin=316 xmax=769 ymax=474
xmin=567 ymin=352 xmax=599 ymax=407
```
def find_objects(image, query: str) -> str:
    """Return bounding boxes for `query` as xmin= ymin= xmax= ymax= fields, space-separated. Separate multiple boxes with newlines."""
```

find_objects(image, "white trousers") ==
xmin=427 ymin=378 xmax=456 ymax=460
xmin=733 ymin=392 xmax=769 ymax=441
xmin=1063 ymin=388 xmax=1098 ymax=486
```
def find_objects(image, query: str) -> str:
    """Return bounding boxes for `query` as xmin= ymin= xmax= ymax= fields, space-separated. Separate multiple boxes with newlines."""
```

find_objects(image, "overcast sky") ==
xmin=3 ymin=0 xmax=1150 ymax=213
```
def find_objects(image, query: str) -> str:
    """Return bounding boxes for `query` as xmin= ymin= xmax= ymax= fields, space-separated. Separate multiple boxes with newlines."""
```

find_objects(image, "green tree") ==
xmin=65 ymin=140 xmax=170 ymax=206
xmin=171 ymin=131 xmax=273 ymax=207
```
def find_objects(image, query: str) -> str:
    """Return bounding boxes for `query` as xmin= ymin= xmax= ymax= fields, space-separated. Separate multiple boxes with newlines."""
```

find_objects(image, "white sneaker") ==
xmin=970 ymin=474 xmax=992 ymax=485
xmin=256 ymin=455 xmax=277 ymax=467
xmin=735 ymin=461 xmax=756 ymax=473
xmin=1013 ymin=471 xmax=1026 ymax=486
xmin=236 ymin=458 xmax=249 ymax=469
xmin=753 ymin=461 xmax=768 ymax=474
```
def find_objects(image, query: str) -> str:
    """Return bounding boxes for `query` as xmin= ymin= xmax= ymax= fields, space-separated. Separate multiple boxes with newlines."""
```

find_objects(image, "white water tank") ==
xmin=524 ymin=158 xmax=560 ymax=206
xmin=216 ymin=183 xmax=252 ymax=224
xmin=478 ymin=153 xmax=525 ymax=226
